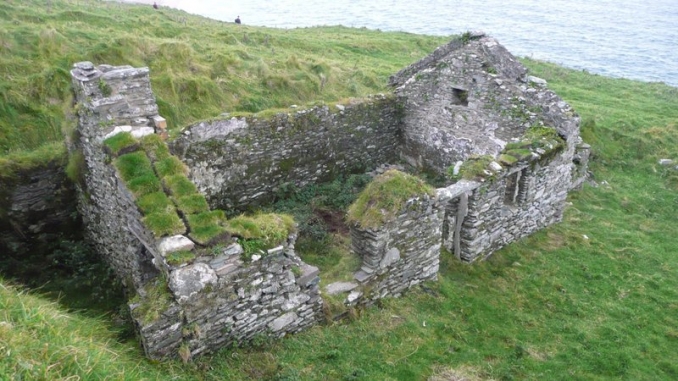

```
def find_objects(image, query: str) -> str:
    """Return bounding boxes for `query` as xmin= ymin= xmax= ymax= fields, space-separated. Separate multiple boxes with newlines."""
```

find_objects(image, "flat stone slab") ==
xmin=325 ymin=281 xmax=359 ymax=295
xmin=296 ymin=264 xmax=319 ymax=287
xmin=131 ymin=126 xmax=154 ymax=138
xmin=103 ymin=125 xmax=132 ymax=140
xmin=353 ymin=270 xmax=372 ymax=284
xmin=269 ymin=312 xmax=298 ymax=332
xmin=168 ymin=263 xmax=217 ymax=304
xmin=158 ymin=235 xmax=194 ymax=257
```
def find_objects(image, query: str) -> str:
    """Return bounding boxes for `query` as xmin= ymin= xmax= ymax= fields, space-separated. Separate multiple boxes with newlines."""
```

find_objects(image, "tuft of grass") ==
xmin=163 ymin=174 xmax=198 ymax=197
xmin=186 ymin=210 xmax=227 ymax=245
xmin=175 ymin=193 xmax=210 ymax=215
xmin=102 ymin=132 xmax=138 ymax=156
xmin=154 ymin=156 xmax=187 ymax=178
xmin=126 ymin=174 xmax=163 ymax=197
xmin=347 ymin=169 xmax=434 ymax=229
xmin=227 ymin=213 xmax=296 ymax=247
xmin=136 ymin=191 xmax=174 ymax=215
xmin=143 ymin=210 xmax=186 ymax=238
xmin=114 ymin=151 xmax=154 ymax=182
xmin=139 ymin=134 xmax=171 ymax=161
xmin=165 ymin=250 xmax=195 ymax=266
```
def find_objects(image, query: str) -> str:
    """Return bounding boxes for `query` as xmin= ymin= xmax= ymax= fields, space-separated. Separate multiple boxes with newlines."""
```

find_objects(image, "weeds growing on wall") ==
xmin=2 ymin=0 xmax=678 ymax=379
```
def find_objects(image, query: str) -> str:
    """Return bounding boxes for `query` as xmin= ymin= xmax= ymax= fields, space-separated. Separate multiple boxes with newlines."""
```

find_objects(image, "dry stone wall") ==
xmin=169 ymin=97 xmax=402 ymax=211
xmin=346 ymin=193 xmax=443 ymax=306
xmin=65 ymin=33 xmax=589 ymax=360
xmin=70 ymin=62 xmax=322 ymax=359
xmin=71 ymin=62 xmax=162 ymax=290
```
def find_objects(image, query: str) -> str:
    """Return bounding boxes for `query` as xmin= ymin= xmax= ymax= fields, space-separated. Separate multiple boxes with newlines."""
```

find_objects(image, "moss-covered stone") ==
xmin=347 ymin=169 xmax=434 ymax=229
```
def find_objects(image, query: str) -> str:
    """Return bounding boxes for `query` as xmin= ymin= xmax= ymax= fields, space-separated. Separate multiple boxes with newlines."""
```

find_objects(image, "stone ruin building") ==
xmin=66 ymin=32 xmax=589 ymax=359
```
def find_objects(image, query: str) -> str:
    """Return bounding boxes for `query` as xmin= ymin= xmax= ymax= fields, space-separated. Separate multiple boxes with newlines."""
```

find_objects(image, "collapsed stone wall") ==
xmin=66 ymin=33 xmax=589 ymax=360
xmin=345 ymin=193 xmax=443 ymax=306
xmin=134 ymin=242 xmax=322 ymax=359
xmin=169 ymin=97 xmax=402 ymax=211
xmin=70 ymin=62 xmax=323 ymax=359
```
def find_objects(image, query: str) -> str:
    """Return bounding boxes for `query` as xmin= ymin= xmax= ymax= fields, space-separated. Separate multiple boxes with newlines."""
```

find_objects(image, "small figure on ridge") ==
xmin=153 ymin=2 xmax=158 ymax=9
xmin=235 ymin=15 xmax=241 ymax=24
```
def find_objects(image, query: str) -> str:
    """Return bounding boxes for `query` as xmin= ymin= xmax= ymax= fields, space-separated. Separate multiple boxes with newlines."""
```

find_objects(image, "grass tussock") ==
xmin=102 ymin=131 xmax=138 ymax=156
xmin=347 ymin=169 xmax=435 ymax=229
xmin=226 ymin=213 xmax=295 ymax=248
xmin=143 ymin=210 xmax=186 ymax=237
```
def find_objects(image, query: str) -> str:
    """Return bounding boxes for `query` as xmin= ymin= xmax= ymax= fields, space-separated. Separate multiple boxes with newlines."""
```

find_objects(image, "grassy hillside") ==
xmin=2 ymin=0 xmax=678 ymax=380
xmin=0 ymin=0 xmax=448 ymax=157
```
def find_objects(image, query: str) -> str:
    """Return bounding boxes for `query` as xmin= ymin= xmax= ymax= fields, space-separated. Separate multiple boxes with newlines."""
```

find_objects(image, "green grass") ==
xmin=102 ymin=132 xmax=138 ymax=156
xmin=186 ymin=210 xmax=227 ymax=245
xmin=175 ymin=194 xmax=210 ymax=215
xmin=154 ymin=156 xmax=187 ymax=178
xmin=143 ymin=210 xmax=186 ymax=238
xmin=163 ymin=175 xmax=198 ymax=197
xmin=0 ymin=0 xmax=449 ymax=158
xmin=140 ymin=134 xmax=171 ymax=161
xmin=114 ymin=151 xmax=155 ymax=182
xmin=137 ymin=191 xmax=175 ymax=215
xmin=2 ymin=0 xmax=678 ymax=379
xmin=226 ymin=213 xmax=295 ymax=248
xmin=165 ymin=250 xmax=196 ymax=267
xmin=0 ymin=281 xmax=183 ymax=380
xmin=347 ymin=169 xmax=435 ymax=229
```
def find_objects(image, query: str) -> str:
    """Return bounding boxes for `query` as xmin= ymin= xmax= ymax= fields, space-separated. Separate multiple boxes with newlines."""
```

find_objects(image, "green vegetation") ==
xmin=226 ymin=211 xmax=298 ymax=261
xmin=103 ymin=132 xmax=138 ymax=156
xmin=1 ymin=0 xmax=678 ymax=379
xmin=347 ymin=169 xmax=435 ymax=229
xmin=165 ymin=250 xmax=196 ymax=267
xmin=186 ymin=210 xmax=227 ymax=245
xmin=0 ymin=0 xmax=449 ymax=158
xmin=448 ymin=154 xmax=495 ymax=181
xmin=129 ymin=277 xmax=173 ymax=324
xmin=143 ymin=210 xmax=186 ymax=237
xmin=265 ymin=174 xmax=369 ymax=282
xmin=163 ymin=175 xmax=198 ymax=197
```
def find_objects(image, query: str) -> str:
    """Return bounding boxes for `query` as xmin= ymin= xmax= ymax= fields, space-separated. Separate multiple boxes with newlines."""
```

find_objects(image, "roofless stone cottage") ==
xmin=68 ymin=32 xmax=589 ymax=359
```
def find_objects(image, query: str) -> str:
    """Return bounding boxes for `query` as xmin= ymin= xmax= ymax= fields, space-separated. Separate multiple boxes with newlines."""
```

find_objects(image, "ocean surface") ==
xmin=136 ymin=0 xmax=678 ymax=87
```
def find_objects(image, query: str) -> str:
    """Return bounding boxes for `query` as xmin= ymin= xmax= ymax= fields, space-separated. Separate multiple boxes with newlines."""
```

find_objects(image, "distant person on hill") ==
xmin=153 ymin=2 xmax=158 ymax=9
xmin=235 ymin=16 xmax=241 ymax=24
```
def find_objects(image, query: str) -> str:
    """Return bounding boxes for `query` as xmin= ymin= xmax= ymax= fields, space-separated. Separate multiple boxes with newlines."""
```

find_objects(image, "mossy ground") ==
xmin=1 ymin=0 xmax=678 ymax=379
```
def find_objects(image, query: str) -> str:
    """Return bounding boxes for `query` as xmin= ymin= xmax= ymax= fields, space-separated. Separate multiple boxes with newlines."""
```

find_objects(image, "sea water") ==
xmin=140 ymin=0 xmax=678 ymax=86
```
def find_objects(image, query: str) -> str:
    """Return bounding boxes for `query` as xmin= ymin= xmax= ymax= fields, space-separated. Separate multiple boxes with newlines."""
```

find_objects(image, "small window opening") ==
xmin=504 ymin=168 xmax=529 ymax=205
xmin=452 ymin=88 xmax=469 ymax=107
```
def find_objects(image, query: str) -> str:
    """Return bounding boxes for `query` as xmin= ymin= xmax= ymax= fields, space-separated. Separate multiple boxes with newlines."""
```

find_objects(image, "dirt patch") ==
xmin=314 ymin=208 xmax=349 ymax=235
